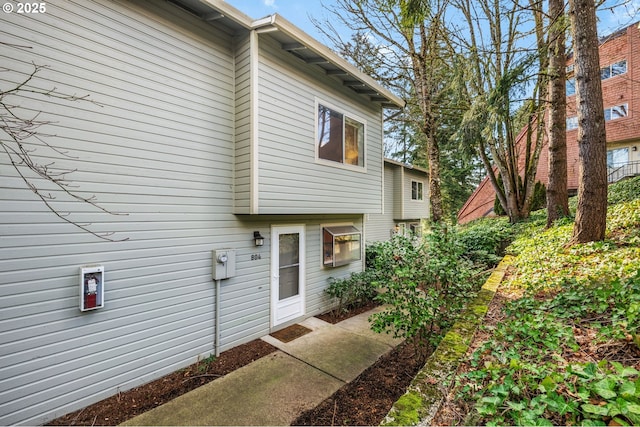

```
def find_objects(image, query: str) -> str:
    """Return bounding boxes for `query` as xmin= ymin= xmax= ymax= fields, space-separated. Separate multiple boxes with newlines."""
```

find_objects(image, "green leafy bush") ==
xmin=370 ymin=224 xmax=477 ymax=354
xmin=325 ymin=269 xmax=379 ymax=315
xmin=365 ymin=239 xmax=393 ymax=270
xmin=457 ymin=217 xmax=515 ymax=268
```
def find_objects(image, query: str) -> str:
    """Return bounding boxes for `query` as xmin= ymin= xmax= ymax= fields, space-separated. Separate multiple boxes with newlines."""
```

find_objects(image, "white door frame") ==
xmin=271 ymin=225 xmax=306 ymax=327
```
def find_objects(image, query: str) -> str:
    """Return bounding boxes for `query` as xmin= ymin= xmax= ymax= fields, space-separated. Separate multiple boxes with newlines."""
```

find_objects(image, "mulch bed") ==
xmin=292 ymin=341 xmax=429 ymax=426
xmin=316 ymin=300 xmax=380 ymax=324
xmin=47 ymin=301 xmax=419 ymax=427
xmin=46 ymin=339 xmax=277 ymax=426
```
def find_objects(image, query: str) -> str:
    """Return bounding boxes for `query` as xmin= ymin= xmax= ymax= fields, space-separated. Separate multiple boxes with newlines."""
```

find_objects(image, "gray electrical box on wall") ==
xmin=213 ymin=249 xmax=236 ymax=280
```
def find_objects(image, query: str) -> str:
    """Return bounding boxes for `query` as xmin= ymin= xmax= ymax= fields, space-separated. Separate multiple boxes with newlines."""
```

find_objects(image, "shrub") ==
xmin=457 ymin=217 xmax=515 ymax=269
xmin=370 ymin=224 xmax=477 ymax=356
xmin=325 ymin=269 xmax=378 ymax=315
xmin=325 ymin=234 xmax=426 ymax=315
xmin=364 ymin=240 xmax=390 ymax=270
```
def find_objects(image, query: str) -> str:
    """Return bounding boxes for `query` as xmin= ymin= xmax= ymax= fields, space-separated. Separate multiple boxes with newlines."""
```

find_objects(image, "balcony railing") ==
xmin=608 ymin=161 xmax=640 ymax=183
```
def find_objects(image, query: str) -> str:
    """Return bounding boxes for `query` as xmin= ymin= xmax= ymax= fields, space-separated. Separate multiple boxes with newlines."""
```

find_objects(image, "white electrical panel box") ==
xmin=80 ymin=265 xmax=104 ymax=311
xmin=213 ymin=249 xmax=236 ymax=280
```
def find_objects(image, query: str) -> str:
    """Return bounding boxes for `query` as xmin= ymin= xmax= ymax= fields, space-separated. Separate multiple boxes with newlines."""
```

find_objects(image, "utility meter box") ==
xmin=80 ymin=265 xmax=104 ymax=311
xmin=213 ymin=249 xmax=236 ymax=280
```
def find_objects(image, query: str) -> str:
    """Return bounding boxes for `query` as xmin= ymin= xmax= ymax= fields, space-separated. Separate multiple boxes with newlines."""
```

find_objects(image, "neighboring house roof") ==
xmin=171 ymin=0 xmax=405 ymax=109
xmin=456 ymin=172 xmax=497 ymax=223
xmin=384 ymin=157 xmax=429 ymax=175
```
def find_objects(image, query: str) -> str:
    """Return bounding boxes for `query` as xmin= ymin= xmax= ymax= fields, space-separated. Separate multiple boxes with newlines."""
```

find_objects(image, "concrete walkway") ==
xmin=122 ymin=306 xmax=401 ymax=426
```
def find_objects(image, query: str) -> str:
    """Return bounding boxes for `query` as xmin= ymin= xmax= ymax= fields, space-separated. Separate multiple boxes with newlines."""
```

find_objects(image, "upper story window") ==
xmin=604 ymin=104 xmax=628 ymax=121
xmin=317 ymin=103 xmax=365 ymax=168
xmin=601 ymin=60 xmax=627 ymax=80
xmin=411 ymin=180 xmax=424 ymax=201
xmin=566 ymin=60 xmax=626 ymax=97
xmin=566 ymin=103 xmax=627 ymax=131
xmin=566 ymin=77 xmax=576 ymax=96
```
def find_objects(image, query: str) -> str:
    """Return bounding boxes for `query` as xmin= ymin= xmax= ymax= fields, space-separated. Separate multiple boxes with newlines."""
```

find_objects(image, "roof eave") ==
xmin=253 ymin=14 xmax=405 ymax=109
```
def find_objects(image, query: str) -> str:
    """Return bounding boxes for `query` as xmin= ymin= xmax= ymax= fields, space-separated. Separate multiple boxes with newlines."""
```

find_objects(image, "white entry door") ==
xmin=271 ymin=225 xmax=305 ymax=327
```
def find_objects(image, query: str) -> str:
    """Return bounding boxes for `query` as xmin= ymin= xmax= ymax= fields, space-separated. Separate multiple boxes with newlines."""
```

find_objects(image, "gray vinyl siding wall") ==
xmin=403 ymin=168 xmax=430 ymax=220
xmin=0 ymin=2 xmax=373 ymax=425
xmin=366 ymin=163 xmax=398 ymax=242
xmin=0 ymin=2 xmax=237 ymax=425
xmin=365 ymin=162 xmax=430 ymax=242
xmin=218 ymin=214 xmax=363 ymax=347
xmin=254 ymin=36 xmax=384 ymax=215
xmin=234 ymin=32 xmax=252 ymax=214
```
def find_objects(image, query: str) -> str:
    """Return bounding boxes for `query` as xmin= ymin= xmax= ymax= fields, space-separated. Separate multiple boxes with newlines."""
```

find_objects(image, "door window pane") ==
xmin=279 ymin=233 xmax=299 ymax=267
xmin=279 ymin=266 xmax=299 ymax=300
xmin=279 ymin=233 xmax=299 ymax=300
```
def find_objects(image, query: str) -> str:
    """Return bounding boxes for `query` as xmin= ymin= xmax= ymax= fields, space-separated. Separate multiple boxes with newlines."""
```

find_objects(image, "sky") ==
xmin=226 ymin=0 xmax=638 ymax=46
xmin=225 ymin=0 xmax=336 ymax=44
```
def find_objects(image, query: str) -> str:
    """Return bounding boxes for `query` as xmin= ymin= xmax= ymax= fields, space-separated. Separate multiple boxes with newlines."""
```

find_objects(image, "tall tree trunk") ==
xmin=546 ymin=2 xmax=569 ymax=228
xmin=569 ymin=0 xmax=608 ymax=243
xmin=414 ymin=21 xmax=444 ymax=223
xmin=426 ymin=121 xmax=444 ymax=222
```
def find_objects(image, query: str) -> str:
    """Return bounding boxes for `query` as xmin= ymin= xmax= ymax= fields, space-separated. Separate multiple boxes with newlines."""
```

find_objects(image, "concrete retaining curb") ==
xmin=381 ymin=255 xmax=514 ymax=426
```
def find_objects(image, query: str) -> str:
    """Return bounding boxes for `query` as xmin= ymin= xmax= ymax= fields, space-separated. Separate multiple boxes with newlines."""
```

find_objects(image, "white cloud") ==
xmin=263 ymin=0 xmax=277 ymax=8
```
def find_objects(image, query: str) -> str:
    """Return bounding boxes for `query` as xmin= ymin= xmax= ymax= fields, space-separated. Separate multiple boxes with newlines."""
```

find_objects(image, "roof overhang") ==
xmin=169 ymin=0 xmax=405 ymax=109
xmin=384 ymin=158 xmax=429 ymax=175
xmin=251 ymin=14 xmax=405 ymax=109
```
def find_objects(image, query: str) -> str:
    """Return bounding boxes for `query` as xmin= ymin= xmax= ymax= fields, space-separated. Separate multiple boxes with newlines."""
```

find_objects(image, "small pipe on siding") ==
xmin=215 ymin=279 xmax=221 ymax=357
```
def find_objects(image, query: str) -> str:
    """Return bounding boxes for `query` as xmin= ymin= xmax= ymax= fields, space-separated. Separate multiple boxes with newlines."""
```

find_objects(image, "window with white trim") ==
xmin=604 ymin=104 xmax=628 ymax=121
xmin=566 ymin=103 xmax=627 ymax=131
xmin=411 ymin=180 xmax=424 ymax=201
xmin=317 ymin=103 xmax=365 ymax=167
xmin=607 ymin=147 xmax=629 ymax=168
xmin=601 ymin=60 xmax=627 ymax=80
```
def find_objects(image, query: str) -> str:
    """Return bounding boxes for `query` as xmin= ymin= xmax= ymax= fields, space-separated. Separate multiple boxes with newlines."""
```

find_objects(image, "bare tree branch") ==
xmin=1 ymin=62 xmax=128 ymax=241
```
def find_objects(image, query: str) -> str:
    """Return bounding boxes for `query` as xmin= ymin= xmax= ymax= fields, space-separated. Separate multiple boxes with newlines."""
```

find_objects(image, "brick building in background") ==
xmin=458 ymin=22 xmax=640 ymax=224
